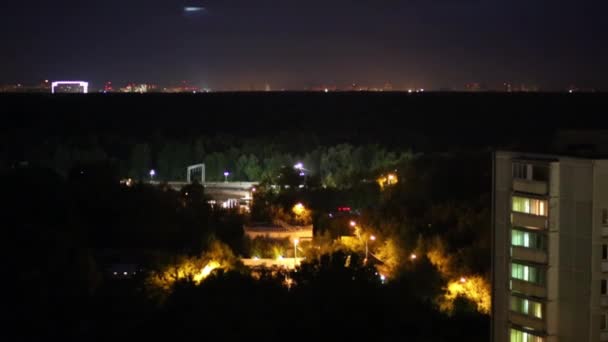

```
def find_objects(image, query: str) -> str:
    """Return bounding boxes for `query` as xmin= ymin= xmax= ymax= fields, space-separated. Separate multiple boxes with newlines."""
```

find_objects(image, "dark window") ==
xmin=602 ymin=279 xmax=607 ymax=295
xmin=531 ymin=165 xmax=549 ymax=182
xmin=513 ymin=163 xmax=528 ymax=180
xmin=603 ymin=209 xmax=608 ymax=226
xmin=603 ymin=245 xmax=608 ymax=260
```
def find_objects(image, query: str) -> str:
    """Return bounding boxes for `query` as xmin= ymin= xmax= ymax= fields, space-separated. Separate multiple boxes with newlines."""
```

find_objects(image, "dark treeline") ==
xmin=2 ymin=92 xmax=606 ymax=182
xmin=2 ymin=92 xmax=606 ymax=175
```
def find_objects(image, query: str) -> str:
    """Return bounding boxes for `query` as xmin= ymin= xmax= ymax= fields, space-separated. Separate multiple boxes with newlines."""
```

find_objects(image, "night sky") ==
xmin=2 ymin=0 xmax=607 ymax=90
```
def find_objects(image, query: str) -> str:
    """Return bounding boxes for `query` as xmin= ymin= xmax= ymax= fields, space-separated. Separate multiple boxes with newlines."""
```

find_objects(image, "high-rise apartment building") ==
xmin=492 ymin=151 xmax=608 ymax=342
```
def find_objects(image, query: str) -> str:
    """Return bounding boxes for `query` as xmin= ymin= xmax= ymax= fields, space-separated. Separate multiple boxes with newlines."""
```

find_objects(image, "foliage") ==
xmin=146 ymin=240 xmax=242 ymax=294
xmin=247 ymin=236 xmax=291 ymax=259
xmin=439 ymin=275 xmax=491 ymax=315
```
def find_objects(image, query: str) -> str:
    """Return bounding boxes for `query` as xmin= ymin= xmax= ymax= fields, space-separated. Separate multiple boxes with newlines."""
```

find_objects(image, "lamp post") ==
xmin=223 ymin=171 xmax=230 ymax=182
xmin=293 ymin=238 xmax=299 ymax=268
xmin=365 ymin=235 xmax=376 ymax=264
xmin=149 ymin=169 xmax=156 ymax=182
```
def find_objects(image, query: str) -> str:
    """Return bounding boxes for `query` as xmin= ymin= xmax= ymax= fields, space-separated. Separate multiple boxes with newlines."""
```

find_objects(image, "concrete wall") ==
xmin=591 ymin=161 xmax=608 ymax=342
xmin=551 ymin=159 xmax=594 ymax=342
xmin=242 ymin=257 xmax=305 ymax=270
xmin=243 ymin=226 xmax=313 ymax=242
xmin=493 ymin=152 xmax=513 ymax=342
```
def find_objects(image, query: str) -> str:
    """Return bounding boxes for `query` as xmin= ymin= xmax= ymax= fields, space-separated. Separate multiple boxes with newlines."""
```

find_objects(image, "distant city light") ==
xmin=149 ymin=169 xmax=156 ymax=176
xmin=51 ymin=81 xmax=89 ymax=94
xmin=294 ymin=162 xmax=304 ymax=170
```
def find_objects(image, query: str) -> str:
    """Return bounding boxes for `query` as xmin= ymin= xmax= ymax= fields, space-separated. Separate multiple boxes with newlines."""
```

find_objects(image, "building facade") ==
xmin=492 ymin=151 xmax=608 ymax=342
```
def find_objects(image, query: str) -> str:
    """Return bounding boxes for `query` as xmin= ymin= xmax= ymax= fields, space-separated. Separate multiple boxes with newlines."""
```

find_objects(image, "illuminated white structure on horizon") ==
xmin=51 ymin=81 xmax=89 ymax=94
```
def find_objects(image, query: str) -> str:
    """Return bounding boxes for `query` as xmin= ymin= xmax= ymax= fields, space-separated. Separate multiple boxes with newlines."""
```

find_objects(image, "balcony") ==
xmin=513 ymin=179 xmax=548 ymax=196
xmin=512 ymin=212 xmax=547 ymax=230
xmin=510 ymin=312 xmax=545 ymax=331
xmin=601 ymin=296 xmax=608 ymax=307
xmin=512 ymin=246 xmax=548 ymax=264
xmin=511 ymin=279 xmax=546 ymax=298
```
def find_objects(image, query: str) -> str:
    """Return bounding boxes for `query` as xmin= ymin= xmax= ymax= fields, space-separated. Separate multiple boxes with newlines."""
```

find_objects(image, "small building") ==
xmin=243 ymin=221 xmax=313 ymax=243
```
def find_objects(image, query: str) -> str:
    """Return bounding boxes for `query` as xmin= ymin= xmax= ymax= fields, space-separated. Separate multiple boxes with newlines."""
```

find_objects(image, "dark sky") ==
xmin=1 ymin=0 xmax=607 ymax=90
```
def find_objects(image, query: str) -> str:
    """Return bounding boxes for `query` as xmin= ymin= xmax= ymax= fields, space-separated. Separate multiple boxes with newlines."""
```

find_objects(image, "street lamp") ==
xmin=293 ymin=238 xmax=299 ymax=268
xmin=149 ymin=169 xmax=156 ymax=182
xmin=294 ymin=162 xmax=307 ymax=177
xmin=410 ymin=253 xmax=417 ymax=260
xmin=223 ymin=171 xmax=230 ymax=182
xmin=365 ymin=235 xmax=376 ymax=264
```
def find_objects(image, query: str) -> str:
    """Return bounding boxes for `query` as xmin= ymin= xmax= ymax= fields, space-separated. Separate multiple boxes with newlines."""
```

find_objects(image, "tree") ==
xmin=129 ymin=143 xmax=151 ymax=180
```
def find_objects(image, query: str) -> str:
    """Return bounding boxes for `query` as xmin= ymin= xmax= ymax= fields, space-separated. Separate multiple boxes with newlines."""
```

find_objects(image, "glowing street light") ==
xmin=460 ymin=277 xmax=467 ymax=284
xmin=223 ymin=171 xmax=230 ymax=182
xmin=294 ymin=162 xmax=304 ymax=170
xmin=292 ymin=203 xmax=306 ymax=215
xmin=410 ymin=253 xmax=417 ymax=260
xmin=149 ymin=169 xmax=156 ymax=182
xmin=350 ymin=220 xmax=357 ymax=227
xmin=365 ymin=235 xmax=376 ymax=264
xmin=294 ymin=238 xmax=299 ymax=268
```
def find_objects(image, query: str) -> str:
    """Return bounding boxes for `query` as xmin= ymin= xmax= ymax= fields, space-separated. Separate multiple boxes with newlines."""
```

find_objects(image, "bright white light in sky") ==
xmin=184 ymin=7 xmax=205 ymax=12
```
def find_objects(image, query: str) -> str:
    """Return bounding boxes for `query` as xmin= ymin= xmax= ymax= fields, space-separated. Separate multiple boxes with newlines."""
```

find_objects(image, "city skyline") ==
xmin=2 ymin=1 xmax=608 ymax=90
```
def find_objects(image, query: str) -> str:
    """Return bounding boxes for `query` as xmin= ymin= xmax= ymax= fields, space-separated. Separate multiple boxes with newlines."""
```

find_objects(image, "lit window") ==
xmin=510 ymin=328 xmax=544 ymax=342
xmin=512 ymin=196 xmax=548 ymax=216
xmin=510 ymin=296 xmax=543 ymax=318
xmin=512 ymin=229 xmax=545 ymax=249
xmin=512 ymin=262 xmax=544 ymax=285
